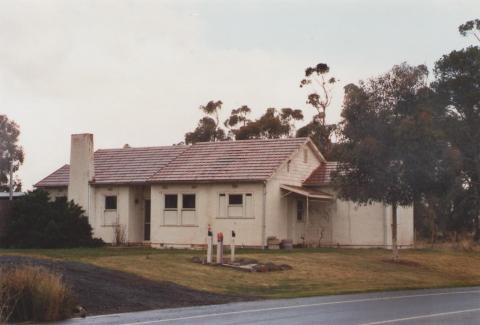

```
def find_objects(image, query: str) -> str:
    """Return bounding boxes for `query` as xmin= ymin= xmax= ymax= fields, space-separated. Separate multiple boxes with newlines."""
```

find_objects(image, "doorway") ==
xmin=144 ymin=200 xmax=151 ymax=241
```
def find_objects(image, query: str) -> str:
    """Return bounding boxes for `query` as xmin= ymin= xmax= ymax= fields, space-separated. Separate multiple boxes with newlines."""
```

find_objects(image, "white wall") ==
xmin=150 ymin=183 xmax=265 ymax=247
xmin=44 ymin=187 xmax=68 ymax=201
xmin=266 ymin=142 xmax=324 ymax=244
xmin=331 ymin=200 xmax=414 ymax=247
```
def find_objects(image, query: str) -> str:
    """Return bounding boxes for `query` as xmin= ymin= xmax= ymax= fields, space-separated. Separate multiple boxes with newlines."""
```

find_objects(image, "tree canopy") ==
xmin=0 ymin=115 xmax=24 ymax=192
xmin=333 ymin=63 xmax=442 ymax=260
xmin=432 ymin=45 xmax=480 ymax=239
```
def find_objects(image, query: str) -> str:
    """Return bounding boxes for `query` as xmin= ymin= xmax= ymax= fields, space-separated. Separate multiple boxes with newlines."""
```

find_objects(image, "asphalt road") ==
xmin=59 ymin=286 xmax=480 ymax=325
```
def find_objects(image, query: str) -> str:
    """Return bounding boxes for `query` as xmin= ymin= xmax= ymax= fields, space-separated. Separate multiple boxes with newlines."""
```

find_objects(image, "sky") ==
xmin=0 ymin=0 xmax=478 ymax=189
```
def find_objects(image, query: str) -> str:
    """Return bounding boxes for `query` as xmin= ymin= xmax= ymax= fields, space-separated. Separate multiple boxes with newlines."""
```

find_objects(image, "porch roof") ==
xmin=280 ymin=184 xmax=334 ymax=200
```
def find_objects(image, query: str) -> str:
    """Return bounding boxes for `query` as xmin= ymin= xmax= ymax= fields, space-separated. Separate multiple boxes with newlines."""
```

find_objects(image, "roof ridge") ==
xmin=95 ymin=145 xmax=188 ymax=152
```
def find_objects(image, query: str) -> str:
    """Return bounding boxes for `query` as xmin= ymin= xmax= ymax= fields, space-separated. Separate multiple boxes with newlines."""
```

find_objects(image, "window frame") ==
xmin=218 ymin=193 xmax=254 ymax=219
xmin=164 ymin=194 xmax=178 ymax=210
xmin=228 ymin=194 xmax=243 ymax=206
xmin=182 ymin=193 xmax=196 ymax=210
xmin=105 ymin=195 xmax=117 ymax=210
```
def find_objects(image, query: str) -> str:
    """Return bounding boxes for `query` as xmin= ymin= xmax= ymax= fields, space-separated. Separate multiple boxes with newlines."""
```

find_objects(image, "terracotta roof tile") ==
xmin=303 ymin=162 xmax=338 ymax=186
xmin=34 ymin=164 xmax=70 ymax=188
xmin=35 ymin=138 xmax=309 ymax=187
xmin=149 ymin=138 xmax=308 ymax=183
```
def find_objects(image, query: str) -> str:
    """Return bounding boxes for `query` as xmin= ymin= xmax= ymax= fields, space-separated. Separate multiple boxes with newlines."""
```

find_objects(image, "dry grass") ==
xmin=1 ymin=247 xmax=480 ymax=299
xmin=0 ymin=266 xmax=76 ymax=323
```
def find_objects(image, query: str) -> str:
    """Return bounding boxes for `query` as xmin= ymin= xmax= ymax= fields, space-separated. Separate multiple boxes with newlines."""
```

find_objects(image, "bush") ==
xmin=1 ymin=190 xmax=104 ymax=248
xmin=0 ymin=266 xmax=76 ymax=322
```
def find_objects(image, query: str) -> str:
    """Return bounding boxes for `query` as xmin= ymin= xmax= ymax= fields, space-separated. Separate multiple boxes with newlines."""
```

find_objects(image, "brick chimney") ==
xmin=68 ymin=134 xmax=94 ymax=215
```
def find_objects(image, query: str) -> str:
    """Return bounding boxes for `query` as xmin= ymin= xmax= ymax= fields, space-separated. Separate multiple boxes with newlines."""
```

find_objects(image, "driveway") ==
xmin=59 ymin=286 xmax=480 ymax=324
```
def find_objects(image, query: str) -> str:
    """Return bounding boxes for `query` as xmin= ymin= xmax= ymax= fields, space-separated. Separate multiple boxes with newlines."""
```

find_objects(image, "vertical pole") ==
xmin=306 ymin=196 xmax=309 ymax=224
xmin=231 ymin=230 xmax=236 ymax=263
xmin=207 ymin=225 xmax=213 ymax=264
xmin=216 ymin=232 xmax=224 ymax=264
xmin=8 ymin=161 xmax=13 ymax=201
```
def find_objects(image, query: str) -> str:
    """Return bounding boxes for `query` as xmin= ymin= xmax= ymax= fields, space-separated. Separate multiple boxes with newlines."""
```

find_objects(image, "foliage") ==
xmin=459 ymin=19 xmax=480 ymax=43
xmin=185 ymin=100 xmax=227 ymax=144
xmin=298 ymin=63 xmax=338 ymax=157
xmin=232 ymin=107 xmax=303 ymax=140
xmin=1 ymin=190 xmax=104 ymax=248
xmin=333 ymin=63 xmax=442 ymax=260
xmin=0 ymin=115 xmax=24 ymax=192
xmin=432 ymin=45 xmax=480 ymax=239
xmin=0 ymin=266 xmax=76 ymax=322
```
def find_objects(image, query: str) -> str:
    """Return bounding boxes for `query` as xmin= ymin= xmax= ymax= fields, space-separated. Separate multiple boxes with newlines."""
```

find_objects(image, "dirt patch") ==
xmin=382 ymin=259 xmax=421 ymax=267
xmin=191 ymin=256 xmax=293 ymax=272
xmin=0 ymin=255 xmax=248 ymax=316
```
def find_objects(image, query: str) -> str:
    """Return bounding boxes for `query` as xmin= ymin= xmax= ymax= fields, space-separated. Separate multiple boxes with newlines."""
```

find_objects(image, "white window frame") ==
xmin=217 ymin=192 xmax=254 ymax=219
xmin=162 ymin=192 xmax=198 ymax=226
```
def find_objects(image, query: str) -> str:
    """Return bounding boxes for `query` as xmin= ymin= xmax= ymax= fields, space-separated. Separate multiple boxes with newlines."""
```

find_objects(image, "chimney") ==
xmin=68 ymin=134 xmax=94 ymax=215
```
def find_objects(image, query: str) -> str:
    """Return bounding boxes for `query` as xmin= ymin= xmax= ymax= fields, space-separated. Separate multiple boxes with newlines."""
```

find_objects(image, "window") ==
xmin=287 ymin=160 xmax=291 ymax=172
xmin=105 ymin=196 xmax=117 ymax=210
xmin=163 ymin=193 xmax=197 ymax=226
xmin=182 ymin=194 xmax=196 ymax=209
xmin=229 ymin=194 xmax=243 ymax=205
xmin=297 ymin=200 xmax=304 ymax=222
xmin=219 ymin=193 xmax=254 ymax=218
xmin=303 ymin=149 xmax=308 ymax=163
xmin=165 ymin=194 xmax=178 ymax=209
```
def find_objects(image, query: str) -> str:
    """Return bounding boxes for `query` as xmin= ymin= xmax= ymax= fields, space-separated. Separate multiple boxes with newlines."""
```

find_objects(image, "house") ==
xmin=35 ymin=134 xmax=414 ymax=248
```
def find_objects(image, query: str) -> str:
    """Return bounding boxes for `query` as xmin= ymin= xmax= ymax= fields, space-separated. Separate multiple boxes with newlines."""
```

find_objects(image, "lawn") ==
xmin=1 ymin=247 xmax=479 ymax=298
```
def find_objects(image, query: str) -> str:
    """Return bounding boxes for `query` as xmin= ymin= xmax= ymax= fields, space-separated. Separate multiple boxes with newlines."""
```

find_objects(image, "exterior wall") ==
xmin=266 ymin=142 xmax=324 ymax=244
xmin=43 ymin=187 xmax=68 ymax=201
xmin=331 ymin=199 xmax=414 ymax=247
xmin=384 ymin=205 xmax=415 ymax=247
xmin=91 ymin=186 xmax=130 ymax=243
xmin=150 ymin=183 xmax=264 ymax=247
xmin=332 ymin=200 xmax=387 ymax=246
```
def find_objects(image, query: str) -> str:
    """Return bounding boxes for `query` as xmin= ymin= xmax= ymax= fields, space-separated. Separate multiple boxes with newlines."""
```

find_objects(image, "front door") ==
xmin=144 ymin=200 xmax=151 ymax=241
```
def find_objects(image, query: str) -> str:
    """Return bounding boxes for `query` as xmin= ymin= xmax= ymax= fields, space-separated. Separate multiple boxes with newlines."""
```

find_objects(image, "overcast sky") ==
xmin=1 ymin=0 xmax=478 ymax=189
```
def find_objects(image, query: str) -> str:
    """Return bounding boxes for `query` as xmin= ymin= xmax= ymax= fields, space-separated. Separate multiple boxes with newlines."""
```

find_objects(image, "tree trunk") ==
xmin=392 ymin=203 xmax=399 ymax=262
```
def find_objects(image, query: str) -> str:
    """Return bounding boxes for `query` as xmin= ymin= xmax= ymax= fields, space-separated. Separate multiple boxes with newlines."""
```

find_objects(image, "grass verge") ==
xmin=1 ymin=247 xmax=479 ymax=299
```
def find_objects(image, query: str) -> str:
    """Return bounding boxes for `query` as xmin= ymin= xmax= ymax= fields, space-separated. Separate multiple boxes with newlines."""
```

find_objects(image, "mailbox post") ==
xmin=216 ymin=232 xmax=224 ymax=264
xmin=231 ymin=230 xmax=236 ymax=263
xmin=207 ymin=225 xmax=213 ymax=264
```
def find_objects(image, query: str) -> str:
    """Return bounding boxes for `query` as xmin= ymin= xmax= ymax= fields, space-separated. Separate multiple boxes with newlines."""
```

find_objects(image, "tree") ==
xmin=0 ymin=115 xmax=24 ymax=195
xmin=333 ymin=63 xmax=439 ymax=261
xmin=233 ymin=107 xmax=303 ymax=140
xmin=185 ymin=100 xmax=227 ymax=144
xmin=459 ymin=19 xmax=480 ymax=43
xmin=1 ymin=190 xmax=103 ymax=248
xmin=432 ymin=46 xmax=480 ymax=240
xmin=297 ymin=63 xmax=338 ymax=158
xmin=224 ymin=105 xmax=253 ymax=138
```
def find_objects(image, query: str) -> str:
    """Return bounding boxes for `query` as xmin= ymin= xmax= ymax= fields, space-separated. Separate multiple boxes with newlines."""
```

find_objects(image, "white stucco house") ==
xmin=35 ymin=134 xmax=414 ymax=248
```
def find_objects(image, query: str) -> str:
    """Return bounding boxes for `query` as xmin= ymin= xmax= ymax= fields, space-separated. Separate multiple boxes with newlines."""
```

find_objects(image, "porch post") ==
xmin=306 ymin=196 xmax=309 ymax=225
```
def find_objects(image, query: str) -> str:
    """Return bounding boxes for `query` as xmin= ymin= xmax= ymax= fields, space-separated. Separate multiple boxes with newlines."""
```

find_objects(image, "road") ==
xmin=59 ymin=286 xmax=480 ymax=325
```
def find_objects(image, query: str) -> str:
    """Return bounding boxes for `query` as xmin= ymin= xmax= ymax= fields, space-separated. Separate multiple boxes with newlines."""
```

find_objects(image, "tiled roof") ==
xmin=303 ymin=162 xmax=338 ymax=186
xmin=94 ymin=146 xmax=188 ymax=184
xmin=35 ymin=164 xmax=70 ymax=188
xmin=150 ymin=138 xmax=309 ymax=183
xmin=35 ymin=138 xmax=310 ymax=187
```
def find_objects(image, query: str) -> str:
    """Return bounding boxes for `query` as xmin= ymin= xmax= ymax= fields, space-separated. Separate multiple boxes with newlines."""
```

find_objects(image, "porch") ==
xmin=281 ymin=185 xmax=335 ymax=247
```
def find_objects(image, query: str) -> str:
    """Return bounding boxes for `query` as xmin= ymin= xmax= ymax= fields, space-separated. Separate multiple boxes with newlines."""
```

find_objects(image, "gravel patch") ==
xmin=0 ymin=255 xmax=247 ymax=316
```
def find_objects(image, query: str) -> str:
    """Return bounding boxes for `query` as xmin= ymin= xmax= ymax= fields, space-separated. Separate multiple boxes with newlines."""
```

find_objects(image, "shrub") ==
xmin=0 ymin=266 xmax=76 ymax=322
xmin=1 ymin=190 xmax=104 ymax=248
